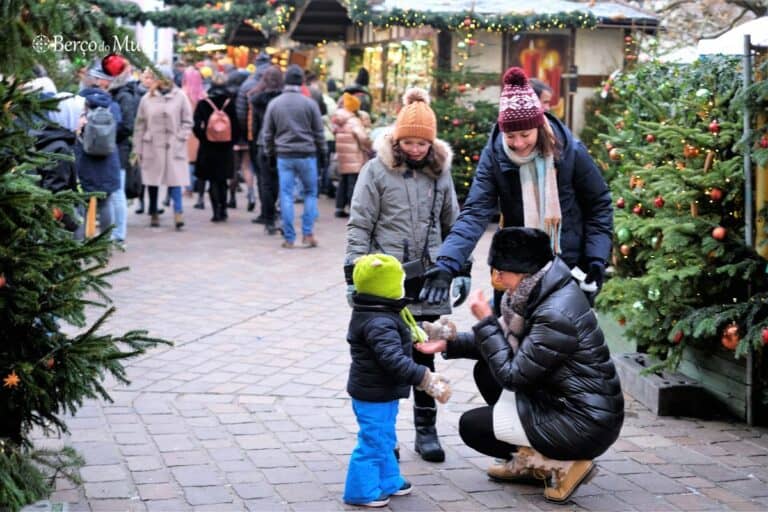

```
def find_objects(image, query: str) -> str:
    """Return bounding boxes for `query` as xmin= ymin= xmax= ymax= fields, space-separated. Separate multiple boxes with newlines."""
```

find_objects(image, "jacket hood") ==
xmin=79 ymin=87 xmax=112 ymax=108
xmin=491 ymin=112 xmax=573 ymax=166
xmin=32 ymin=125 xmax=76 ymax=148
xmin=332 ymin=108 xmax=356 ymax=126
xmin=373 ymin=128 xmax=453 ymax=180
xmin=253 ymin=90 xmax=281 ymax=108
xmin=207 ymin=85 xmax=230 ymax=98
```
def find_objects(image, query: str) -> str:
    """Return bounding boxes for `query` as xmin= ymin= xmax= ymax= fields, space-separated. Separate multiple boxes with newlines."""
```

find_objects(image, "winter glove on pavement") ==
xmin=422 ymin=317 xmax=457 ymax=341
xmin=419 ymin=265 xmax=453 ymax=305
xmin=417 ymin=369 xmax=452 ymax=404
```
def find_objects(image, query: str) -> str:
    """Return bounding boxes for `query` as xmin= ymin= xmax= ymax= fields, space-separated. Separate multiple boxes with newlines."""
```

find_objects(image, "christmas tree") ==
xmin=583 ymin=56 xmax=768 ymax=398
xmin=0 ymin=76 xmax=170 ymax=512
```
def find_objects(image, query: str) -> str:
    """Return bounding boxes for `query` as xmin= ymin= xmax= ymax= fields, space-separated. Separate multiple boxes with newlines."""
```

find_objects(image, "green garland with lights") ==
xmin=344 ymin=0 xmax=598 ymax=32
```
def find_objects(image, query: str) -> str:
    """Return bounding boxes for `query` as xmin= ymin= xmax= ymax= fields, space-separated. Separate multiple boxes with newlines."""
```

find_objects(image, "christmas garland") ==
xmin=344 ymin=0 xmax=598 ymax=33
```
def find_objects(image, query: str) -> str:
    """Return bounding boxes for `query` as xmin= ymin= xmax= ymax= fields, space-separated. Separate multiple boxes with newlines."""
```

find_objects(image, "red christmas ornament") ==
xmin=618 ymin=316 xmax=626 ymax=326
xmin=645 ymin=133 xmax=656 ymax=143
xmin=468 ymin=39 xmax=478 ymax=46
xmin=708 ymin=120 xmax=720 ymax=134
xmin=471 ymin=154 xmax=480 ymax=162
xmin=712 ymin=226 xmax=727 ymax=241
xmin=101 ymin=54 xmax=127 ymax=77
xmin=463 ymin=17 xmax=472 ymax=27
xmin=760 ymin=136 xmax=768 ymax=149
xmin=710 ymin=187 xmax=723 ymax=201
xmin=721 ymin=323 xmax=739 ymax=350
xmin=44 ymin=358 xmax=55 ymax=370
xmin=653 ymin=196 xmax=665 ymax=208
xmin=673 ymin=331 xmax=683 ymax=344
xmin=624 ymin=35 xmax=633 ymax=43
xmin=52 ymin=207 xmax=63 ymax=221
xmin=457 ymin=84 xmax=467 ymax=93
xmin=609 ymin=148 xmax=622 ymax=161
xmin=762 ymin=327 xmax=768 ymax=345
xmin=196 ymin=26 xmax=208 ymax=36
xmin=452 ymin=119 xmax=461 ymax=127
xmin=0 ymin=273 xmax=5 ymax=288
xmin=616 ymin=197 xmax=625 ymax=209
xmin=632 ymin=204 xmax=643 ymax=216
xmin=619 ymin=244 xmax=631 ymax=256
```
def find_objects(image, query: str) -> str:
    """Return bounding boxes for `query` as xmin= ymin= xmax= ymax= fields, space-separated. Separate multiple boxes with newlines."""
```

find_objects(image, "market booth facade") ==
xmin=287 ymin=0 xmax=657 ymax=134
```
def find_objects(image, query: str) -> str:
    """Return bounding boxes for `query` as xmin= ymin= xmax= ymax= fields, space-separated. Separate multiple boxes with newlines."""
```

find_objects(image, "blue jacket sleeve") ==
xmin=571 ymin=141 xmax=613 ymax=265
xmin=435 ymin=140 xmax=499 ymax=274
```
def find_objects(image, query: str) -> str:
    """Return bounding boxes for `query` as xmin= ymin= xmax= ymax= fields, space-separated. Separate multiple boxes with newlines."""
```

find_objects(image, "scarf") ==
xmin=501 ymin=137 xmax=561 ymax=254
xmin=500 ymin=261 xmax=552 ymax=349
xmin=400 ymin=306 xmax=427 ymax=343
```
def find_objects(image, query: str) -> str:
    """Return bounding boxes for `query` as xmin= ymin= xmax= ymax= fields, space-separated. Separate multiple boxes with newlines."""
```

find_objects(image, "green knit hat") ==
xmin=352 ymin=254 xmax=405 ymax=300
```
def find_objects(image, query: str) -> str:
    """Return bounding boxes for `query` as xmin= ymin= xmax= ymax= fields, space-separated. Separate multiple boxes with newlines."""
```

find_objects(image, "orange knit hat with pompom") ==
xmin=393 ymin=87 xmax=436 ymax=142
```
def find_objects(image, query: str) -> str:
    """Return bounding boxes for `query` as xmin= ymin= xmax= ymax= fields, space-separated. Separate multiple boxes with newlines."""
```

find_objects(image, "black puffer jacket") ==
xmin=347 ymin=294 xmax=428 ymax=402
xmin=447 ymin=257 xmax=624 ymax=460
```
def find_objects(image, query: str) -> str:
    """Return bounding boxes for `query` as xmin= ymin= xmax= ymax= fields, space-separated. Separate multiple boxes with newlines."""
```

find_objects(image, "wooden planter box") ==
xmin=677 ymin=346 xmax=748 ymax=421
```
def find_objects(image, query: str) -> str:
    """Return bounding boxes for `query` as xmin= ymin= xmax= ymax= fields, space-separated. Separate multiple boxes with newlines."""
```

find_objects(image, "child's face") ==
xmin=502 ymin=129 xmax=538 ymax=157
xmin=491 ymin=268 xmax=524 ymax=292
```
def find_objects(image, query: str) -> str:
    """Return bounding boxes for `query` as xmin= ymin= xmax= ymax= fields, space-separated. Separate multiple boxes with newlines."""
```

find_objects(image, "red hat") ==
xmin=102 ymin=54 xmax=128 ymax=77
xmin=498 ymin=67 xmax=544 ymax=132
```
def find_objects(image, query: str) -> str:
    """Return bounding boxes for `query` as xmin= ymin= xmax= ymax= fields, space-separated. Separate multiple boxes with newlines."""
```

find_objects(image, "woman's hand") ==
xmin=414 ymin=339 xmax=447 ymax=355
xmin=468 ymin=289 xmax=493 ymax=321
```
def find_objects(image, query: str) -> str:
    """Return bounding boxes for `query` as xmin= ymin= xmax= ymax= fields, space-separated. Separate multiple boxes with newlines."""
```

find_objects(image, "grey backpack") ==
xmin=82 ymin=106 xmax=116 ymax=156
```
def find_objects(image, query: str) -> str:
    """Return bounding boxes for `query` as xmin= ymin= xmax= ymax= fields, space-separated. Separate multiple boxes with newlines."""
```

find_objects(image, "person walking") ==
xmin=182 ymin=66 xmax=206 ymax=208
xmin=193 ymin=73 xmax=239 ymax=222
xmin=420 ymin=66 xmax=612 ymax=309
xmin=133 ymin=68 xmax=194 ymax=230
xmin=261 ymin=64 xmax=326 ymax=249
xmin=332 ymin=92 xmax=371 ymax=218
xmin=344 ymin=87 xmax=470 ymax=463
xmin=415 ymin=227 xmax=624 ymax=503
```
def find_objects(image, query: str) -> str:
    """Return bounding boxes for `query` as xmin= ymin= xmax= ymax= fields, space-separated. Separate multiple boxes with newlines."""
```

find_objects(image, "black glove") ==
xmin=584 ymin=261 xmax=605 ymax=289
xmin=419 ymin=265 xmax=453 ymax=305
xmin=317 ymin=151 xmax=328 ymax=171
xmin=344 ymin=263 xmax=355 ymax=285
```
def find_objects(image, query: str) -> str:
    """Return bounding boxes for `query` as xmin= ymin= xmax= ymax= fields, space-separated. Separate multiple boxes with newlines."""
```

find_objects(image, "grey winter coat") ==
xmin=346 ymin=130 xmax=460 ymax=317
xmin=261 ymin=86 xmax=325 ymax=158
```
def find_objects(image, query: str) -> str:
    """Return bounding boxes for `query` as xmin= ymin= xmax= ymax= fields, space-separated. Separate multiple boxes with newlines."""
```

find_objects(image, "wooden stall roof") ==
xmin=287 ymin=0 xmax=352 ymax=44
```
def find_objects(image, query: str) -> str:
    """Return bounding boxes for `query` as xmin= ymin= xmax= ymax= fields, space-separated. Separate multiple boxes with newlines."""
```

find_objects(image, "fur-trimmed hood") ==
xmin=373 ymin=128 xmax=453 ymax=180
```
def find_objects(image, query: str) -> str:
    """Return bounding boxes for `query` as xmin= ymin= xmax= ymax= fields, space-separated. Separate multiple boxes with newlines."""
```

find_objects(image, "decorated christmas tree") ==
xmin=0 ymin=75 xmax=169 ymax=512
xmin=583 ymin=56 xmax=768 ymax=403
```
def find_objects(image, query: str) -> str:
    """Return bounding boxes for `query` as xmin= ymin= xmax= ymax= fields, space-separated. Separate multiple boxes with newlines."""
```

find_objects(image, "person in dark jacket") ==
xmin=420 ymin=66 xmax=613 ymax=309
xmin=416 ymin=227 xmax=624 ymax=503
xmin=249 ymin=65 xmax=283 ymax=234
xmin=344 ymin=253 xmax=451 ymax=508
xmin=193 ymin=73 xmax=240 ymax=222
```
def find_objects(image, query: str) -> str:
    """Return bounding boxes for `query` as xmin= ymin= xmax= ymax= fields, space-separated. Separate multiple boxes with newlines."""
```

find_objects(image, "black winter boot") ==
xmin=414 ymin=406 xmax=445 ymax=462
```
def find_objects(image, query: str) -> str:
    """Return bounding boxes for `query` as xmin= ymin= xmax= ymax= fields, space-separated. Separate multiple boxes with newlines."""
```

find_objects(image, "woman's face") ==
xmin=140 ymin=70 xmax=156 ymax=89
xmin=538 ymin=90 xmax=553 ymax=112
xmin=491 ymin=268 xmax=524 ymax=292
xmin=502 ymin=129 xmax=538 ymax=157
xmin=398 ymin=137 xmax=431 ymax=161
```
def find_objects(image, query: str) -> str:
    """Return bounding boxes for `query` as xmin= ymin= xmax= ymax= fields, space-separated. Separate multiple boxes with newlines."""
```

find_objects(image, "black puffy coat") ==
xmin=447 ymin=257 xmax=624 ymax=460
xmin=346 ymin=294 xmax=428 ymax=402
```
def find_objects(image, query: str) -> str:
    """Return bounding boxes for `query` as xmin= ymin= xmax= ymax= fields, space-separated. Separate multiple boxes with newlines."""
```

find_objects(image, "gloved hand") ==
xmin=451 ymin=276 xmax=471 ymax=307
xmin=419 ymin=265 xmax=454 ymax=305
xmin=417 ymin=369 xmax=452 ymax=404
xmin=317 ymin=151 xmax=328 ymax=171
xmin=346 ymin=284 xmax=355 ymax=308
xmin=422 ymin=317 xmax=457 ymax=341
xmin=584 ymin=261 xmax=605 ymax=290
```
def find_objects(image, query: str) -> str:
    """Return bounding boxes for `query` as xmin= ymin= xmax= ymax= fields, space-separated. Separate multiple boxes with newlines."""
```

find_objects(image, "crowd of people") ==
xmin=27 ymin=54 xmax=622 ymax=508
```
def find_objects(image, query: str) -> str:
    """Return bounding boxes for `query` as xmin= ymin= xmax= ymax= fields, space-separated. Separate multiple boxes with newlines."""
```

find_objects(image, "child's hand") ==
xmin=417 ymin=369 xmax=452 ymax=404
xmin=469 ymin=289 xmax=493 ymax=321
xmin=413 ymin=339 xmax=447 ymax=355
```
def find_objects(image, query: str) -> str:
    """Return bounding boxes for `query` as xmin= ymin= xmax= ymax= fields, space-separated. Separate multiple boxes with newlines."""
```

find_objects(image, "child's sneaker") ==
xmin=392 ymin=481 xmax=412 ymax=496
xmin=346 ymin=494 xmax=390 ymax=508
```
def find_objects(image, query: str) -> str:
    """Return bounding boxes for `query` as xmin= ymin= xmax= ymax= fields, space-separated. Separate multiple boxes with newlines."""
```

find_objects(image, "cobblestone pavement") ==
xmin=32 ymin=195 xmax=768 ymax=512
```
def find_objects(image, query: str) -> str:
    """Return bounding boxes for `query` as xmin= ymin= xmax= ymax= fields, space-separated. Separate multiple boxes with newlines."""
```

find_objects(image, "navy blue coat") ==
xmin=436 ymin=114 xmax=613 ymax=273
xmin=75 ymin=88 xmax=122 ymax=194
xmin=346 ymin=294 xmax=428 ymax=402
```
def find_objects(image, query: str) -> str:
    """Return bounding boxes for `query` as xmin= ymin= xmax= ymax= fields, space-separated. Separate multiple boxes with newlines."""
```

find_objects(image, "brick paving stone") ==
xmin=126 ymin=456 xmax=164 ymax=472
xmin=83 ymin=481 xmax=135 ymax=499
xmin=721 ymin=478 xmax=768 ymax=498
xmin=572 ymin=493 xmax=640 ymax=511
xmin=232 ymin=482 xmax=276 ymax=499
xmin=629 ymin=435 xmax=676 ymax=448
xmin=676 ymin=476 xmax=717 ymax=489
xmin=314 ymin=469 xmax=347 ymax=485
xmin=653 ymin=445 xmax=713 ymax=465
xmin=614 ymin=491 xmax=677 ymax=509
xmin=245 ymin=497 xmax=290 ymax=511
xmin=89 ymin=499 xmax=147 ymax=511
xmin=420 ymin=484 xmax=467 ymax=502
xmin=72 ymin=442 xmax=123 ymax=465
xmin=154 ymin=434 xmax=197 ymax=452
xmin=183 ymin=486 xmax=234 ymax=505
xmin=664 ymin=492 xmax=722 ymax=510
xmin=653 ymin=463 xmax=697 ymax=478
xmin=690 ymin=463 xmax=753 ymax=482
xmin=275 ymin=482 xmax=329 ymax=502
xmin=247 ymin=449 xmax=298 ymax=468
xmin=624 ymin=472 xmax=688 ymax=494
xmin=263 ymin=467 xmax=315 ymax=485
xmin=132 ymin=470 xmax=171 ymax=484
xmin=591 ymin=473 xmax=643 ymax=492
xmin=79 ymin=464 xmax=128 ymax=482
xmin=470 ymin=490 xmax=520 ymax=508
xmin=441 ymin=468 xmax=502 ymax=492
xmin=162 ymin=450 xmax=211 ymax=466
xmin=597 ymin=458 xmax=652 ymax=475
xmin=235 ymin=434 xmax=282 ymax=450
xmin=137 ymin=483 xmax=180 ymax=500
xmin=171 ymin=466 xmax=221 ymax=487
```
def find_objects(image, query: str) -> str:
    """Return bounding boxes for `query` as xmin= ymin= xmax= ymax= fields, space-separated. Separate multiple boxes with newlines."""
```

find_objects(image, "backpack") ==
xmin=205 ymin=97 xmax=232 ymax=143
xmin=82 ymin=106 xmax=117 ymax=156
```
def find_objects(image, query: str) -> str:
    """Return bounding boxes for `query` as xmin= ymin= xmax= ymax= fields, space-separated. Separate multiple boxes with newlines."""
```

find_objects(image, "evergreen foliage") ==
xmin=582 ymin=57 xmax=768 ymax=380
xmin=0 ymin=75 xmax=169 ymax=511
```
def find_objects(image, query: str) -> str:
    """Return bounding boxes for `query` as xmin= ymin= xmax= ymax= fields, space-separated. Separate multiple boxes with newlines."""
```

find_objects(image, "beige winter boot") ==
xmin=512 ymin=446 xmax=596 ymax=503
xmin=487 ymin=450 xmax=547 ymax=484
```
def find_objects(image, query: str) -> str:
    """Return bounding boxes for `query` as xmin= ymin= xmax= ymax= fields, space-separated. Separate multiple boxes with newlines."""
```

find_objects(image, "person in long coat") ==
xmin=133 ymin=70 xmax=193 ymax=229
xmin=332 ymin=92 xmax=371 ymax=218
xmin=193 ymin=73 xmax=240 ymax=222
xmin=345 ymin=87 xmax=469 ymax=463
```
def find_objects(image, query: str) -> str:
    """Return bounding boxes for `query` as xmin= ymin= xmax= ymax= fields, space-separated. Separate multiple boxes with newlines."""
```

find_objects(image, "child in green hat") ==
xmin=343 ymin=254 xmax=451 ymax=508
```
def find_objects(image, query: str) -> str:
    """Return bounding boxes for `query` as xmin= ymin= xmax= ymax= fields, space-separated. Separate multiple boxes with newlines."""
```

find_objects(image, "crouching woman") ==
xmin=416 ymin=227 xmax=624 ymax=503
